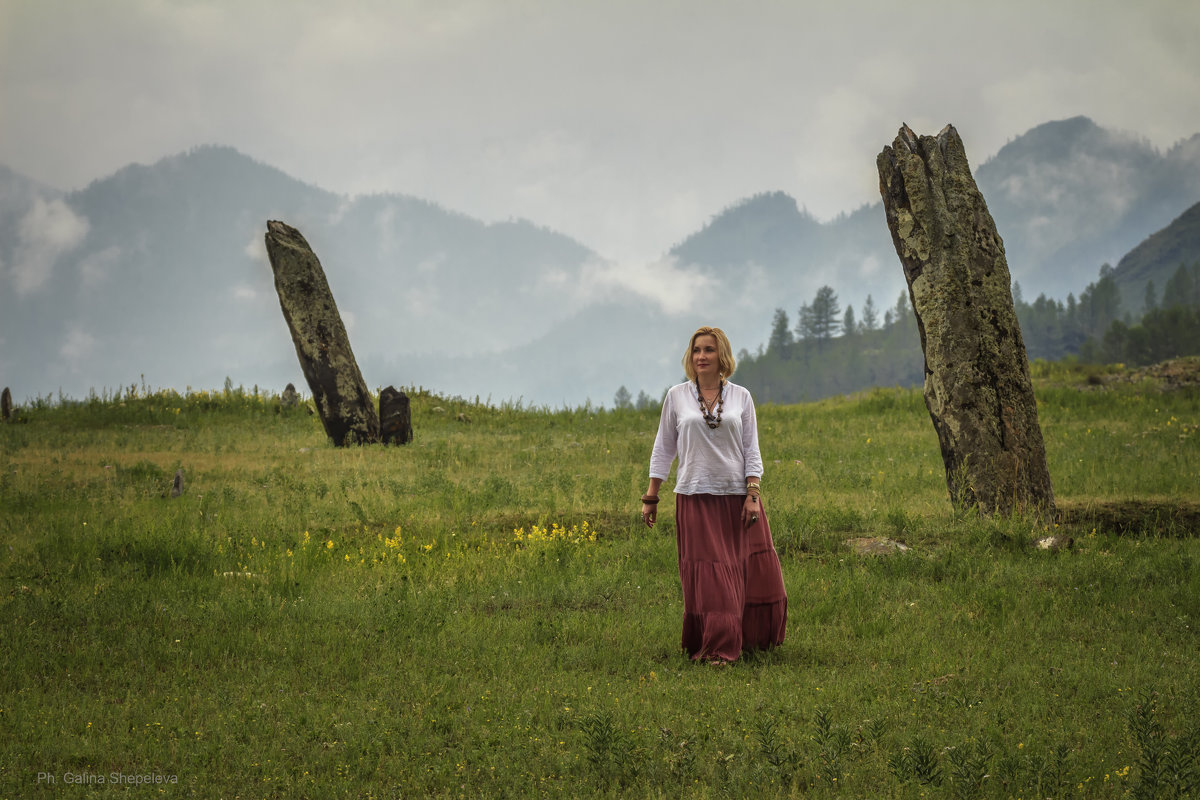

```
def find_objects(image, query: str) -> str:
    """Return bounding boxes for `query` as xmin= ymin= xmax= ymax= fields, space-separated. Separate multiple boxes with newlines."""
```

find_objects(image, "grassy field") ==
xmin=1 ymin=365 xmax=1198 ymax=799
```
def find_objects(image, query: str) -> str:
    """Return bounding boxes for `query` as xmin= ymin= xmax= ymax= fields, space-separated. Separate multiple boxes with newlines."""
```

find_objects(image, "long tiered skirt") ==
xmin=676 ymin=493 xmax=788 ymax=662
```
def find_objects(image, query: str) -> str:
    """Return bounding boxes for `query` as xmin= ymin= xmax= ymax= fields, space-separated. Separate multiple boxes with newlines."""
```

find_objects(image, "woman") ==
xmin=641 ymin=326 xmax=787 ymax=664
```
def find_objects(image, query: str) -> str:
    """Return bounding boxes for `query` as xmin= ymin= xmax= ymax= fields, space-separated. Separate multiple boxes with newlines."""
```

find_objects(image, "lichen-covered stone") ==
xmin=380 ymin=385 xmax=413 ymax=445
xmin=877 ymin=125 xmax=1055 ymax=515
xmin=264 ymin=221 xmax=379 ymax=446
xmin=281 ymin=382 xmax=299 ymax=408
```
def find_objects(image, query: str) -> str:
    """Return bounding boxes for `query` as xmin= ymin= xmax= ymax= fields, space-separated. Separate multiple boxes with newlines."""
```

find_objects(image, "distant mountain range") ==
xmin=2 ymin=117 xmax=1199 ymax=407
xmin=0 ymin=146 xmax=606 ymax=404
xmin=674 ymin=116 xmax=1200 ymax=314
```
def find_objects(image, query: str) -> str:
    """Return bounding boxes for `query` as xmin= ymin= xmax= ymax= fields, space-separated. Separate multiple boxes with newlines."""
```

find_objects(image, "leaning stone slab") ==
xmin=264 ymin=221 xmax=379 ymax=446
xmin=877 ymin=124 xmax=1054 ymax=515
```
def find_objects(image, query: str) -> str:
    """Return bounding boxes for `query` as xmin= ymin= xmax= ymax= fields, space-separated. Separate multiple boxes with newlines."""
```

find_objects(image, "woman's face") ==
xmin=691 ymin=334 xmax=721 ymax=383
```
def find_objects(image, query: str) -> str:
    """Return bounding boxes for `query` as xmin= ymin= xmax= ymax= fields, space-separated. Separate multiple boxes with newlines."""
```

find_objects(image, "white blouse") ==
xmin=648 ymin=381 xmax=764 ymax=495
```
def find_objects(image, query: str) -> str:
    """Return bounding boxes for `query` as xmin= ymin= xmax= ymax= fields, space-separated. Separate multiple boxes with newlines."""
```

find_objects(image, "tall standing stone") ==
xmin=264 ymin=221 xmax=379 ymax=446
xmin=877 ymin=124 xmax=1055 ymax=515
xmin=379 ymin=386 xmax=414 ymax=445
xmin=1 ymin=387 xmax=11 ymax=422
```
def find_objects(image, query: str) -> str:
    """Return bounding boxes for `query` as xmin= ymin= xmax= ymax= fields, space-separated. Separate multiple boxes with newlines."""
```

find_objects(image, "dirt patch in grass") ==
xmin=1088 ymin=356 xmax=1200 ymax=391
xmin=1057 ymin=499 xmax=1200 ymax=535
xmin=1040 ymin=356 xmax=1200 ymax=391
xmin=1125 ymin=357 xmax=1200 ymax=389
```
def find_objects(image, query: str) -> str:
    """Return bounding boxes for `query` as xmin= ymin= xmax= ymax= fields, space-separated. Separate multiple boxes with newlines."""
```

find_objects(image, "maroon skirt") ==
xmin=675 ymin=493 xmax=788 ymax=662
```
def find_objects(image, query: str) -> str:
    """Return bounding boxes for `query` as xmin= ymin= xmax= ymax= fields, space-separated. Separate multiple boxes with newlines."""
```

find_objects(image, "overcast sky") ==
xmin=2 ymin=0 xmax=1199 ymax=262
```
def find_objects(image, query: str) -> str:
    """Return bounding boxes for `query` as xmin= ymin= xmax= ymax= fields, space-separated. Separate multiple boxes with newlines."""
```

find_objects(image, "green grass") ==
xmin=1 ymin=378 xmax=1198 ymax=798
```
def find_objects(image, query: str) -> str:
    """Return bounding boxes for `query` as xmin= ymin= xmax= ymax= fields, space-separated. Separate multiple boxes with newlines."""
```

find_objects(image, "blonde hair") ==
xmin=682 ymin=326 xmax=736 ymax=383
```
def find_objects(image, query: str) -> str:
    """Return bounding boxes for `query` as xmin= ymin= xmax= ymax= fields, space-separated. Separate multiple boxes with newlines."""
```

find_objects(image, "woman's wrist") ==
xmin=641 ymin=494 xmax=660 ymax=505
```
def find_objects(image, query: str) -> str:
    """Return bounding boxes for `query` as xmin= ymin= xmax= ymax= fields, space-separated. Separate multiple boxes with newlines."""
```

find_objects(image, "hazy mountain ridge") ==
xmin=0 ymin=164 xmax=62 ymax=217
xmin=672 ymin=191 xmax=825 ymax=271
xmin=976 ymin=117 xmax=1200 ymax=301
xmin=3 ymin=117 xmax=1200 ymax=408
xmin=672 ymin=117 xmax=1200 ymax=318
xmin=0 ymin=146 xmax=605 ymax=403
xmin=670 ymin=193 xmax=897 ymax=319
xmin=1111 ymin=200 xmax=1200 ymax=308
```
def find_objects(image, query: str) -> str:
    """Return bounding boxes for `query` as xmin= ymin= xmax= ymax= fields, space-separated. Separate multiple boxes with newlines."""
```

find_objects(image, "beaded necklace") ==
xmin=696 ymin=381 xmax=725 ymax=429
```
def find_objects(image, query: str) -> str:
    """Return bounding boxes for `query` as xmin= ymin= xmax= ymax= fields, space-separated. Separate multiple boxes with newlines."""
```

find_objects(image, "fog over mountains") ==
xmin=2 ymin=117 xmax=1199 ymax=407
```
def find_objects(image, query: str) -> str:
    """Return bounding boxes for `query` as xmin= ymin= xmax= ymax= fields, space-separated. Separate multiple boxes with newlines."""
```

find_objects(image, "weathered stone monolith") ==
xmin=281 ymin=383 xmax=299 ymax=408
xmin=877 ymin=124 xmax=1054 ymax=515
xmin=379 ymin=386 xmax=413 ymax=445
xmin=1 ymin=387 xmax=11 ymax=422
xmin=264 ymin=221 xmax=379 ymax=446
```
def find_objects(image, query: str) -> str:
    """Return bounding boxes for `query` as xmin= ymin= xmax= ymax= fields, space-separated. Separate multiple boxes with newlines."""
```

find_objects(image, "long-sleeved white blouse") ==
xmin=648 ymin=381 xmax=763 ymax=495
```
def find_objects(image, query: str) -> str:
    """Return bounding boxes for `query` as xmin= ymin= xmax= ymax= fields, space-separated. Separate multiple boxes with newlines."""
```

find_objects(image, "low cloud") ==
xmin=859 ymin=253 xmax=883 ymax=278
xmin=232 ymin=284 xmax=259 ymax=302
xmin=415 ymin=252 xmax=446 ymax=274
xmin=11 ymin=198 xmax=89 ymax=294
xmin=59 ymin=326 xmax=97 ymax=365
xmin=244 ymin=233 xmax=270 ymax=269
xmin=78 ymin=245 xmax=121 ymax=287
xmin=573 ymin=255 xmax=719 ymax=317
xmin=401 ymin=285 xmax=439 ymax=318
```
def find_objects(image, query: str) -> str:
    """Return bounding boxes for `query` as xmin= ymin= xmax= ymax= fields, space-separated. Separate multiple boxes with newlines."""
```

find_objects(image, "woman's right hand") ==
xmin=641 ymin=480 xmax=663 ymax=529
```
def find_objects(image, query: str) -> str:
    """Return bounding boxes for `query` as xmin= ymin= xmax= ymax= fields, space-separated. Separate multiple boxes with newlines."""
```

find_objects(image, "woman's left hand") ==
xmin=741 ymin=494 xmax=760 ymax=529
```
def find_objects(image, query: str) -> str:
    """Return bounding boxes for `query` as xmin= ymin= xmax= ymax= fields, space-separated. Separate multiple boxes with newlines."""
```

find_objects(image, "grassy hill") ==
xmin=1112 ymin=200 xmax=1200 ymax=314
xmin=2 ymin=370 xmax=1198 ymax=797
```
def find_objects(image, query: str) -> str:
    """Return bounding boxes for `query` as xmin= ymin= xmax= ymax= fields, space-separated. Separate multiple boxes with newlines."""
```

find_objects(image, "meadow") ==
xmin=1 ymin=363 xmax=1198 ymax=799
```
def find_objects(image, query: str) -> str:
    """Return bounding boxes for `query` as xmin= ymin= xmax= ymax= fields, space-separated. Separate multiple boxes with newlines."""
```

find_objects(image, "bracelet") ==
xmin=746 ymin=482 xmax=761 ymax=491
xmin=641 ymin=495 xmax=660 ymax=505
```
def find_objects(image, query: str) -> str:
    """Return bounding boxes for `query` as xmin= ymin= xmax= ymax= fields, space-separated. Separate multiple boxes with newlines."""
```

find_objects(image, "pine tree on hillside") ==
xmin=1094 ymin=305 xmax=1200 ymax=366
xmin=809 ymin=286 xmax=841 ymax=342
xmin=1163 ymin=262 xmax=1199 ymax=309
xmin=861 ymin=295 xmax=879 ymax=331
xmin=842 ymin=305 xmax=857 ymax=337
xmin=891 ymin=291 xmax=914 ymax=330
xmin=768 ymin=308 xmax=794 ymax=358
xmin=795 ymin=301 xmax=813 ymax=341
xmin=1077 ymin=265 xmax=1121 ymax=338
